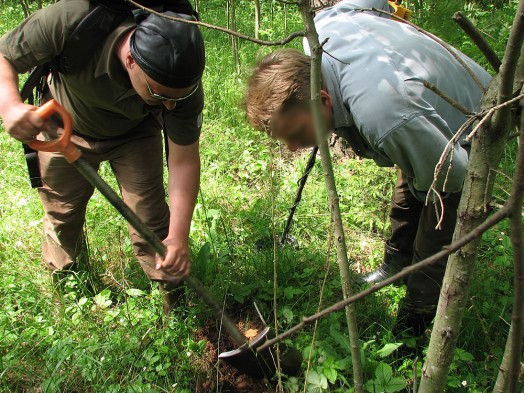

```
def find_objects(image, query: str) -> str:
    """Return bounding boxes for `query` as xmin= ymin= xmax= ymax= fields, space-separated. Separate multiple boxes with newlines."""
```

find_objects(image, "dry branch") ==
xmin=423 ymin=80 xmax=475 ymax=116
xmin=127 ymin=0 xmax=305 ymax=46
xmin=453 ymin=11 xmax=502 ymax=73
xmin=355 ymin=7 xmax=487 ymax=90
xmin=257 ymin=204 xmax=510 ymax=351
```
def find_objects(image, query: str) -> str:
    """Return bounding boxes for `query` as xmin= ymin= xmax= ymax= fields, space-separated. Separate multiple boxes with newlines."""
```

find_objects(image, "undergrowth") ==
xmin=0 ymin=0 xmax=520 ymax=392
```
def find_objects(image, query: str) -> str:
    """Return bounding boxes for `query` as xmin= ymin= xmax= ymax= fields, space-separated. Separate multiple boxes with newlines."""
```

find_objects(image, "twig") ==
xmin=257 ymin=205 xmax=510 ymax=351
xmin=427 ymin=92 xmax=524 ymax=213
xmin=452 ymin=11 xmax=501 ymax=73
xmin=126 ymin=0 xmax=305 ymax=46
xmin=426 ymin=187 xmax=445 ymax=230
xmin=303 ymin=222 xmax=334 ymax=393
xmin=466 ymin=93 xmax=524 ymax=141
xmin=299 ymin=1 xmax=364 ymax=391
xmin=425 ymin=116 xmax=478 ymax=207
xmin=423 ymin=80 xmax=475 ymax=116
xmin=492 ymin=0 xmax=524 ymax=135
xmin=357 ymin=7 xmax=487 ymax=91
xmin=269 ymin=139 xmax=283 ymax=391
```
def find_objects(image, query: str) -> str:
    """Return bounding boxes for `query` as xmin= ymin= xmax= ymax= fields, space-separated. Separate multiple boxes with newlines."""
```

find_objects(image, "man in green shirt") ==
xmin=0 ymin=0 xmax=204 ymax=313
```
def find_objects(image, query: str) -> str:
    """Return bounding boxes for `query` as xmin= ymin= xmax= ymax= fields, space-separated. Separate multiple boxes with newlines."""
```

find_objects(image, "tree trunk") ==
xmin=299 ymin=1 xmax=364 ymax=392
xmin=229 ymin=0 xmax=240 ymax=73
xmin=420 ymin=3 xmax=524 ymax=391
xmin=19 ymin=0 xmax=30 ymax=17
xmin=494 ymin=91 xmax=524 ymax=393
xmin=284 ymin=4 xmax=287 ymax=35
xmin=254 ymin=0 xmax=260 ymax=39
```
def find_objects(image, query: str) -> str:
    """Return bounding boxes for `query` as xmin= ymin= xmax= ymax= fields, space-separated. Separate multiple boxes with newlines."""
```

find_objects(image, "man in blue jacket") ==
xmin=243 ymin=0 xmax=491 ymax=336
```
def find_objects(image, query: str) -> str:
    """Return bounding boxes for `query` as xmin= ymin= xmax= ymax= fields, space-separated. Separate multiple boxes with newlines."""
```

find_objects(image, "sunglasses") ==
xmin=141 ymin=69 xmax=199 ymax=103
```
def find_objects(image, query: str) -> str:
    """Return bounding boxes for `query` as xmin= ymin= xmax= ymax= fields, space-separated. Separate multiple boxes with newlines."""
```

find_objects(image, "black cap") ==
xmin=130 ymin=12 xmax=205 ymax=88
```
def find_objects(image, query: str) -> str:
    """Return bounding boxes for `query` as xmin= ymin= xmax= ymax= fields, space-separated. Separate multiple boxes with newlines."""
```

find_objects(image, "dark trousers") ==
xmin=389 ymin=171 xmax=461 ymax=312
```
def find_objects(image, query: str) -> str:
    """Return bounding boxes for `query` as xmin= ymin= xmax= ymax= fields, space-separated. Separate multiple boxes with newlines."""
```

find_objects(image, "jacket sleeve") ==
xmin=0 ymin=0 xmax=89 ymax=73
xmin=378 ymin=113 xmax=469 ymax=198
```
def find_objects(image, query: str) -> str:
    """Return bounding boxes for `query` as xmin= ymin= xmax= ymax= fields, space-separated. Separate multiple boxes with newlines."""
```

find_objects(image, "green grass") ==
xmin=0 ymin=0 xmax=521 ymax=392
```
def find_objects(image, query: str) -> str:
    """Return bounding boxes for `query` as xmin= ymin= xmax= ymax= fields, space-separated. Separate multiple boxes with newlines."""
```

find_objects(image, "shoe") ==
xmin=361 ymin=241 xmax=412 ymax=285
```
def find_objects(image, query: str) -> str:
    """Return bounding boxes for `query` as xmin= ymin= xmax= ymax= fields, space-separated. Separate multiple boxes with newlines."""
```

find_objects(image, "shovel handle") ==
xmin=30 ymin=99 xmax=81 ymax=163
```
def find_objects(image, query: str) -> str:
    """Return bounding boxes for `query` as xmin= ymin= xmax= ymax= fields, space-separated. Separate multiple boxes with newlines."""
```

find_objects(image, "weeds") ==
xmin=0 ymin=0 xmax=520 ymax=391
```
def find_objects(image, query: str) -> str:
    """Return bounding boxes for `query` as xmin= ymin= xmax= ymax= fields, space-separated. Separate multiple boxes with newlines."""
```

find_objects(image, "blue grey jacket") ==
xmin=305 ymin=0 xmax=491 ymax=199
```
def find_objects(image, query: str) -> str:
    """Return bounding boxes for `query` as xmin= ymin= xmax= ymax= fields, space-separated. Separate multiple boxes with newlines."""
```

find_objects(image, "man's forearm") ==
xmin=166 ymin=140 xmax=200 ymax=243
xmin=0 ymin=54 xmax=23 ymax=116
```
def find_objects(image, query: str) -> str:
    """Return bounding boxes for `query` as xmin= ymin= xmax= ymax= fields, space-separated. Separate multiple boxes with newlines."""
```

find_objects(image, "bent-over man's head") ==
xmin=243 ymin=49 xmax=333 ymax=151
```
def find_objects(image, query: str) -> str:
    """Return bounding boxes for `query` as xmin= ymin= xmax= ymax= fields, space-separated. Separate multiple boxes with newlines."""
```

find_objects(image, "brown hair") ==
xmin=243 ymin=49 xmax=311 ymax=133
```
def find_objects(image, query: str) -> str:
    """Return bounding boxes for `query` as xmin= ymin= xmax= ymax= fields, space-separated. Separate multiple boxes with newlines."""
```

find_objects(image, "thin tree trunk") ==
xmin=19 ymin=0 xmax=29 ymax=17
xmin=299 ymin=2 xmax=364 ymax=392
xmin=230 ymin=0 xmax=240 ymax=74
xmin=507 ymin=110 xmax=524 ymax=391
xmin=284 ymin=4 xmax=287 ymax=35
xmin=493 ymin=322 xmax=516 ymax=393
xmin=254 ymin=0 xmax=260 ymax=39
xmin=420 ymin=3 xmax=524 ymax=391
xmin=493 ymin=89 xmax=524 ymax=393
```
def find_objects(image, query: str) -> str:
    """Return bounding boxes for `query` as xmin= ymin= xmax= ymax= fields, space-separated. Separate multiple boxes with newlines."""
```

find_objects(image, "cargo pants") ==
xmin=388 ymin=171 xmax=462 ymax=313
xmin=37 ymin=130 xmax=178 ymax=284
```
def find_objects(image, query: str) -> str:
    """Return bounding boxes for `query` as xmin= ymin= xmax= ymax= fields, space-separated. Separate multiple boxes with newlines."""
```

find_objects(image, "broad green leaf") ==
xmin=334 ymin=357 xmax=351 ymax=370
xmin=376 ymin=342 xmax=403 ymax=358
xmin=454 ymin=348 xmax=474 ymax=362
xmin=306 ymin=370 xmax=328 ymax=393
xmin=323 ymin=367 xmax=337 ymax=384
xmin=282 ymin=308 xmax=294 ymax=324
xmin=375 ymin=362 xmax=393 ymax=383
xmin=386 ymin=377 xmax=406 ymax=392
xmin=329 ymin=325 xmax=351 ymax=352
xmin=125 ymin=288 xmax=145 ymax=297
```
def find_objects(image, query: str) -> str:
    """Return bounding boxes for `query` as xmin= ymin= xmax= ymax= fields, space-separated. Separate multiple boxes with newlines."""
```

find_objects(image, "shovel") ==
xmin=31 ymin=99 xmax=301 ymax=379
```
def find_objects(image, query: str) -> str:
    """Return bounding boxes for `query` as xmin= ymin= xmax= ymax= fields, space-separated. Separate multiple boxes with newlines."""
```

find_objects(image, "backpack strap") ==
xmin=22 ymin=143 xmax=43 ymax=188
xmin=56 ymin=4 xmax=126 ymax=74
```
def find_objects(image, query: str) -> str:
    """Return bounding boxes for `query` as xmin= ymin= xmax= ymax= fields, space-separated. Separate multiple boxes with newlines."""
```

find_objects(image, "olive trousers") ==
xmin=37 ymin=131 xmax=177 ymax=283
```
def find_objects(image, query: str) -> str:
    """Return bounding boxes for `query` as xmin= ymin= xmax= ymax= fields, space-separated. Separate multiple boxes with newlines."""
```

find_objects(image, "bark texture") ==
xmin=299 ymin=1 xmax=364 ymax=391
xmin=420 ymin=4 xmax=524 ymax=391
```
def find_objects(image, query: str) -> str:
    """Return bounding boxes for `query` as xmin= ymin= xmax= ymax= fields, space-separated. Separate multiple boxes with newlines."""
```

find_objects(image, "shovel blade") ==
xmin=218 ymin=327 xmax=302 ymax=379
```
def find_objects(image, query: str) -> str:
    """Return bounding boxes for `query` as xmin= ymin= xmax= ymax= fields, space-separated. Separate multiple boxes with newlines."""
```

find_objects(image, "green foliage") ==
xmin=364 ymin=363 xmax=405 ymax=393
xmin=0 ymin=0 xmax=519 ymax=391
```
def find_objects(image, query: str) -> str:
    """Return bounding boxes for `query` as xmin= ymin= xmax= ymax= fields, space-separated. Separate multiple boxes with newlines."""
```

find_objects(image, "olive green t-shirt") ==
xmin=0 ymin=0 xmax=203 ymax=144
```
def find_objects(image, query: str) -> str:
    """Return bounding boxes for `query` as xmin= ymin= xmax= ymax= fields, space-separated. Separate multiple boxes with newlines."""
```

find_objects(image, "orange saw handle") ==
xmin=29 ymin=99 xmax=81 ymax=163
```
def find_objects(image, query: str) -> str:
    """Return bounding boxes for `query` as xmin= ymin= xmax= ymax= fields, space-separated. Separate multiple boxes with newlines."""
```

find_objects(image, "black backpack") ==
xmin=19 ymin=0 xmax=198 ymax=187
